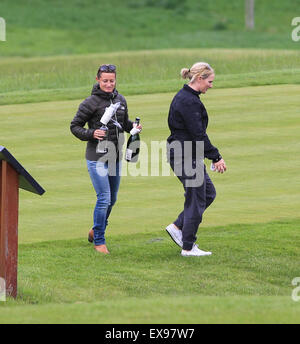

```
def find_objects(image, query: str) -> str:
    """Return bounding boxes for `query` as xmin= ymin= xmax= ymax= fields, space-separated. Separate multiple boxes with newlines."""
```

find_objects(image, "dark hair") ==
xmin=97 ymin=64 xmax=116 ymax=78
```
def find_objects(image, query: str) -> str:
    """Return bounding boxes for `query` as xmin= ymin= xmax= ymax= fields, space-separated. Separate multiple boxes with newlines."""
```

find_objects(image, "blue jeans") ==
xmin=86 ymin=160 xmax=121 ymax=246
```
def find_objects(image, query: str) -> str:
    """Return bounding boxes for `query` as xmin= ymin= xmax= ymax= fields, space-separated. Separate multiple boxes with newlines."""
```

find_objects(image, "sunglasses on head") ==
xmin=98 ymin=64 xmax=116 ymax=73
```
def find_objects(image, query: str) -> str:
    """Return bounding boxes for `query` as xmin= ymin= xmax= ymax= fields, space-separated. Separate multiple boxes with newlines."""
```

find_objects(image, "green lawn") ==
xmin=0 ymin=84 xmax=299 ymax=245
xmin=0 ymin=0 xmax=298 ymax=57
xmin=0 ymin=48 xmax=299 ymax=105
xmin=0 ymin=83 xmax=300 ymax=322
xmin=1 ymin=3 xmax=300 ymax=319
xmin=1 ymin=296 xmax=299 ymax=324
xmin=1 ymin=0 xmax=300 ymax=325
xmin=0 ymin=220 xmax=300 ymax=323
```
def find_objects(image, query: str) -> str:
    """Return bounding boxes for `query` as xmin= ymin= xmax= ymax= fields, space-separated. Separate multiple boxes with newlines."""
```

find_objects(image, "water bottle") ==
xmin=96 ymin=124 xmax=108 ymax=154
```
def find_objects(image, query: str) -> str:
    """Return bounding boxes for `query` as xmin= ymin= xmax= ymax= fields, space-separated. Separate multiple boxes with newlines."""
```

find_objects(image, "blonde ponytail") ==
xmin=180 ymin=68 xmax=191 ymax=80
xmin=181 ymin=62 xmax=214 ymax=83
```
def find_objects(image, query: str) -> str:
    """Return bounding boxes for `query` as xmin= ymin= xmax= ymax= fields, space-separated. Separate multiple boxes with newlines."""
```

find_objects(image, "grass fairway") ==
xmin=1 ymin=49 xmax=299 ymax=105
xmin=1 ymin=295 xmax=300 ymax=324
xmin=0 ymin=84 xmax=299 ymax=243
xmin=0 ymin=220 xmax=300 ymax=323
xmin=1 ymin=0 xmax=299 ymax=326
xmin=0 ymin=84 xmax=300 ymax=323
xmin=0 ymin=0 xmax=298 ymax=57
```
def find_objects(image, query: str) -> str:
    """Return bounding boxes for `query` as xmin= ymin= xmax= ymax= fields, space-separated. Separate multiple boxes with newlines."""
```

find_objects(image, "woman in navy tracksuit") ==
xmin=166 ymin=62 xmax=227 ymax=257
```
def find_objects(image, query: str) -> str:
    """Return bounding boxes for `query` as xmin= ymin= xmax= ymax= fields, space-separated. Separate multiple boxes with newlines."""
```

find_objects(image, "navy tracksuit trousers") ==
xmin=170 ymin=160 xmax=216 ymax=251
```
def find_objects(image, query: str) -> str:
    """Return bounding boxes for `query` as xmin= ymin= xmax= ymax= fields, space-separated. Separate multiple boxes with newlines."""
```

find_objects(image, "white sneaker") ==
xmin=181 ymin=244 xmax=212 ymax=257
xmin=165 ymin=224 xmax=183 ymax=248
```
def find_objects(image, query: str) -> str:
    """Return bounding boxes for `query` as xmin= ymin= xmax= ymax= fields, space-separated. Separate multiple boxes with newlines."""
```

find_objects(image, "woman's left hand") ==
xmin=214 ymin=159 xmax=227 ymax=173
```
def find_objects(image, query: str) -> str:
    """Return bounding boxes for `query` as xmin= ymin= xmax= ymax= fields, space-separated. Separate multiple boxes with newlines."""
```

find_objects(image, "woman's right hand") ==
xmin=93 ymin=129 xmax=106 ymax=140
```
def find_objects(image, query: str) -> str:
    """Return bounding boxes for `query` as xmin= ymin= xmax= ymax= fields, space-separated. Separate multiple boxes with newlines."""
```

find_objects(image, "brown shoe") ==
xmin=94 ymin=244 xmax=110 ymax=254
xmin=88 ymin=229 xmax=94 ymax=243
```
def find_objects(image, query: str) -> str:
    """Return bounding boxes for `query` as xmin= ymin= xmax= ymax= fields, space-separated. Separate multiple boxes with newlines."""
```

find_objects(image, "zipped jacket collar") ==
xmin=183 ymin=84 xmax=201 ymax=96
xmin=91 ymin=83 xmax=118 ymax=100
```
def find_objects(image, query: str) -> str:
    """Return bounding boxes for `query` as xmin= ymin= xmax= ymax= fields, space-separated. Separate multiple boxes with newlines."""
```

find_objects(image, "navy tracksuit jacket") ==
xmin=167 ymin=84 xmax=222 ymax=250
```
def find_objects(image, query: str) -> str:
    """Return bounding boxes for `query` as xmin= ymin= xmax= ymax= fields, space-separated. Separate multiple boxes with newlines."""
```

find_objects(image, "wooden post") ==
xmin=0 ymin=146 xmax=45 ymax=299
xmin=0 ymin=160 xmax=19 ymax=298
xmin=245 ymin=0 xmax=255 ymax=30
